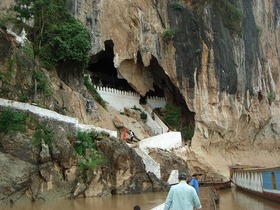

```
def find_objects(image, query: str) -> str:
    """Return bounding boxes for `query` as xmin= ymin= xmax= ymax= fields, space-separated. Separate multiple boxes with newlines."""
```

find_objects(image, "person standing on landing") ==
xmin=189 ymin=173 xmax=202 ymax=195
xmin=164 ymin=172 xmax=202 ymax=210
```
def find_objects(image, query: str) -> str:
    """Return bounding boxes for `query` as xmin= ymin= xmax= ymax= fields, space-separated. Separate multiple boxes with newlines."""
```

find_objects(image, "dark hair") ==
xmin=134 ymin=205 xmax=141 ymax=210
xmin=178 ymin=172 xmax=187 ymax=180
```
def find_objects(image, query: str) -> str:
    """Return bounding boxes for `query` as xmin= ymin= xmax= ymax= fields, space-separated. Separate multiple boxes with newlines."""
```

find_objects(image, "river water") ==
xmin=2 ymin=186 xmax=279 ymax=210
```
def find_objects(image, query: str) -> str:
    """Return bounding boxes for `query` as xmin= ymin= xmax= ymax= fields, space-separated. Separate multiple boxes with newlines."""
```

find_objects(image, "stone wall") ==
xmin=139 ymin=131 xmax=182 ymax=151
xmin=95 ymin=86 xmax=166 ymax=111
xmin=0 ymin=98 xmax=118 ymax=137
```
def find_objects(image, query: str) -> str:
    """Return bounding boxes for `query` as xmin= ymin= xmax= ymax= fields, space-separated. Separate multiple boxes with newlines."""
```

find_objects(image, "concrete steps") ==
xmin=134 ymin=148 xmax=161 ymax=179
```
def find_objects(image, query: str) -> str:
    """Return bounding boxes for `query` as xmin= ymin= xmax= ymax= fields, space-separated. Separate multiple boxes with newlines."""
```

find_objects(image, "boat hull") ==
xmin=234 ymin=184 xmax=280 ymax=203
xmin=200 ymin=180 xmax=231 ymax=190
xmin=229 ymin=165 xmax=280 ymax=203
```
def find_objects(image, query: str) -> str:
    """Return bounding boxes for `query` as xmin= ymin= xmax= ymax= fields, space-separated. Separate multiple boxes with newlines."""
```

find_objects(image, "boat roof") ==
xmin=228 ymin=165 xmax=280 ymax=172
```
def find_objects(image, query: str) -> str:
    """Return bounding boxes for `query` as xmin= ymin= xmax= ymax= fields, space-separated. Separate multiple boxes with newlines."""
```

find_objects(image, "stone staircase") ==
xmin=134 ymin=148 xmax=161 ymax=179
xmin=140 ymin=103 xmax=169 ymax=135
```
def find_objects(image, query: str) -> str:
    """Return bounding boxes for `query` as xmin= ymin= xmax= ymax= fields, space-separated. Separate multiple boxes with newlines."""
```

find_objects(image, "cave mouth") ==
xmin=87 ymin=40 xmax=195 ymax=139
xmin=87 ymin=40 xmax=164 ymax=98
xmin=149 ymin=56 xmax=195 ymax=132
xmin=88 ymin=40 xmax=133 ymax=91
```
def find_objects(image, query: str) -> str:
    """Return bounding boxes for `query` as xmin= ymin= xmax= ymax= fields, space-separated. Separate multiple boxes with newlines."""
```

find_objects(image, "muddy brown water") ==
xmin=2 ymin=187 xmax=279 ymax=210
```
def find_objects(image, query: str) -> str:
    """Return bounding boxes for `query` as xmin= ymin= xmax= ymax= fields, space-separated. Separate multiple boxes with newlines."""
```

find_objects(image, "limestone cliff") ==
xmin=1 ymin=0 xmax=280 ymax=193
xmin=71 ymin=0 xmax=280 ymax=176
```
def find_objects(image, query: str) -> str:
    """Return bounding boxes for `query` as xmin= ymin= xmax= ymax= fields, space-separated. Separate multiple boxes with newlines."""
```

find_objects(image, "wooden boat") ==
xmin=229 ymin=165 xmax=280 ymax=203
xmin=199 ymin=179 xmax=231 ymax=190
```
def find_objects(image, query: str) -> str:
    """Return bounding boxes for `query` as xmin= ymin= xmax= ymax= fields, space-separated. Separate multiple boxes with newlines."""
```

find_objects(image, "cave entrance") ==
xmin=87 ymin=40 xmax=165 ymax=99
xmin=87 ymin=40 xmax=194 ymax=139
xmin=88 ymin=40 xmax=134 ymax=91
xmin=149 ymin=56 xmax=195 ymax=132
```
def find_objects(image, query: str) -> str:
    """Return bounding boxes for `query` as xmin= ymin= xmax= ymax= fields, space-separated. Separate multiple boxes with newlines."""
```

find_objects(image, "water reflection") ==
xmin=217 ymin=187 xmax=279 ymax=210
xmin=2 ymin=187 xmax=280 ymax=210
xmin=3 ymin=192 xmax=167 ymax=210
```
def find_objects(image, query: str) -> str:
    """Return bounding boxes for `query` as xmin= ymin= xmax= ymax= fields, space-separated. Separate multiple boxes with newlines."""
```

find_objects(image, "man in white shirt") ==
xmin=164 ymin=172 xmax=202 ymax=210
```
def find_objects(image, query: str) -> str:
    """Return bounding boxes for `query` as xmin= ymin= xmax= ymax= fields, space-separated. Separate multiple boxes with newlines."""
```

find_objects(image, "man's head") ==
xmin=192 ymin=173 xmax=202 ymax=179
xmin=178 ymin=172 xmax=187 ymax=181
xmin=134 ymin=205 xmax=141 ymax=210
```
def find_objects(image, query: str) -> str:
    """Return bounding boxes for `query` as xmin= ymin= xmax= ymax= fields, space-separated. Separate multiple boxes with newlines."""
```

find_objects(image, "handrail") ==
xmin=150 ymin=105 xmax=175 ymax=131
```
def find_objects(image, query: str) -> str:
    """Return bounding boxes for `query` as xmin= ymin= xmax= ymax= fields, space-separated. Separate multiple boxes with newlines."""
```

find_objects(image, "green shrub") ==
xmin=84 ymin=74 xmax=107 ymax=109
xmin=210 ymin=0 xmax=243 ymax=36
xmin=140 ymin=111 xmax=147 ymax=120
xmin=0 ymin=13 xmax=15 ymax=28
xmin=131 ymin=105 xmax=141 ymax=111
xmin=256 ymin=25 xmax=262 ymax=36
xmin=6 ymin=57 xmax=16 ymax=82
xmin=75 ymin=130 xmax=106 ymax=175
xmin=77 ymin=149 xmax=106 ymax=173
xmin=163 ymin=28 xmax=175 ymax=40
xmin=18 ymin=94 xmax=28 ymax=102
xmin=0 ymin=109 xmax=27 ymax=133
xmin=32 ymin=71 xmax=51 ymax=96
xmin=33 ymin=122 xmax=53 ymax=146
xmin=180 ymin=125 xmax=194 ymax=141
xmin=170 ymin=1 xmax=185 ymax=10
xmin=39 ymin=16 xmax=92 ymax=69
xmin=13 ymin=0 xmax=92 ymax=70
xmin=268 ymin=92 xmax=275 ymax=104
xmin=154 ymin=106 xmax=194 ymax=141
xmin=75 ymin=130 xmax=95 ymax=155
xmin=163 ymin=103 xmax=181 ymax=128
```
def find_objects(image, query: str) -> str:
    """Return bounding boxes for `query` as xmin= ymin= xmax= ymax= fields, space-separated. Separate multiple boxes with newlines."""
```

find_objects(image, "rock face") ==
xmin=1 ymin=0 xmax=280 ymax=203
xmin=0 ymin=127 xmax=168 ymax=204
xmin=72 ymin=0 xmax=280 ymax=175
xmin=0 ymin=26 xmax=165 ymax=204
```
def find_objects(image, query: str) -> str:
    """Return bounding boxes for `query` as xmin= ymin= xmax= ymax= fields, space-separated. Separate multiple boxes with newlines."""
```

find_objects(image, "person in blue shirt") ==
xmin=189 ymin=173 xmax=202 ymax=195
xmin=164 ymin=172 xmax=202 ymax=210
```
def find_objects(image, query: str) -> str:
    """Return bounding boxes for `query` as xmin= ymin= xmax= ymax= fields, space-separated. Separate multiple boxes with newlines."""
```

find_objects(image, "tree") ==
xmin=13 ymin=0 xmax=92 ymax=101
xmin=14 ymin=0 xmax=91 ymax=67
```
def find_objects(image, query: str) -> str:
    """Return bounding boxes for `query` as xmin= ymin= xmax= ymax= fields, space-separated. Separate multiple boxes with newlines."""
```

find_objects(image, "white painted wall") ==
xmin=142 ymin=103 xmax=169 ymax=135
xmin=134 ymin=148 xmax=161 ymax=179
xmin=134 ymin=132 xmax=182 ymax=181
xmin=95 ymin=86 xmax=166 ymax=112
xmin=139 ymin=132 xmax=182 ymax=150
xmin=0 ymin=98 xmax=118 ymax=137
xmin=147 ymin=97 xmax=166 ymax=109
xmin=168 ymin=170 xmax=179 ymax=185
xmin=96 ymin=86 xmax=168 ymax=135
xmin=96 ymin=86 xmax=141 ymax=111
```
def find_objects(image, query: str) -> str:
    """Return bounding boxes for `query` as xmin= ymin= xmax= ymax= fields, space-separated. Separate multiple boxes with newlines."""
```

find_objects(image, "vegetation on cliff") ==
xmin=209 ymin=0 xmax=243 ymax=35
xmin=0 ymin=108 xmax=27 ymax=133
xmin=75 ymin=130 xmax=106 ymax=178
xmin=13 ymin=0 xmax=92 ymax=69
xmin=155 ymin=103 xmax=194 ymax=141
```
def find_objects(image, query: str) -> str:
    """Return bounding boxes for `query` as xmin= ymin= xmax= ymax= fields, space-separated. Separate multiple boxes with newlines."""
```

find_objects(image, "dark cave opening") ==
xmin=149 ymin=56 xmax=195 ymax=130
xmin=87 ymin=40 xmax=195 ymax=137
xmin=88 ymin=40 xmax=134 ymax=91
xmin=87 ymin=40 xmax=165 ymax=99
